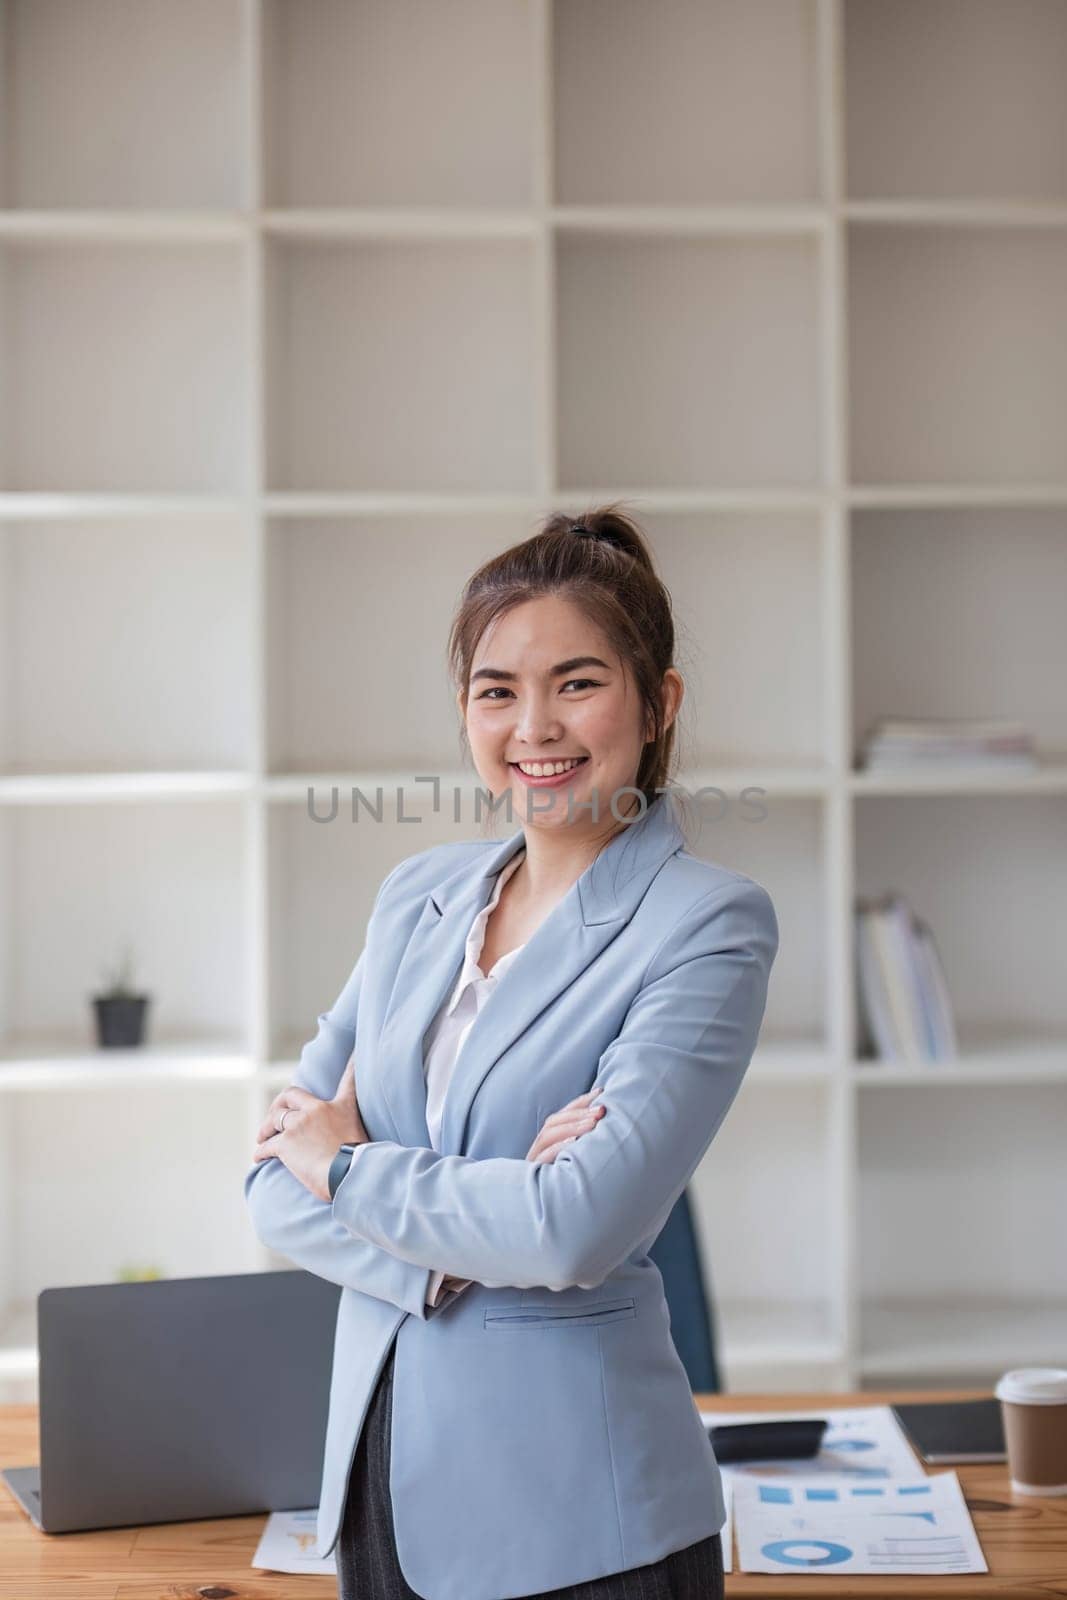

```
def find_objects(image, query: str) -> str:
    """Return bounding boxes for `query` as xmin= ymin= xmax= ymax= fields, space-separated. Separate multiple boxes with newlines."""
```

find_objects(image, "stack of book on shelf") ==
xmin=859 ymin=717 xmax=1037 ymax=771
xmin=855 ymin=894 xmax=958 ymax=1065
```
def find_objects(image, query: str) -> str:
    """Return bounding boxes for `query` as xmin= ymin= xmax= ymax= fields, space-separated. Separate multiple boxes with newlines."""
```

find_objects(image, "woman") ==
xmin=246 ymin=506 xmax=778 ymax=1599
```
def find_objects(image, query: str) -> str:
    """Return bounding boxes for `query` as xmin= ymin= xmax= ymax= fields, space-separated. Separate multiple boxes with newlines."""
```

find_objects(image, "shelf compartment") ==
xmin=858 ymin=1083 xmax=1067 ymax=1378
xmin=265 ymin=512 xmax=827 ymax=776
xmin=0 ymin=0 xmax=248 ymax=209
xmin=553 ymin=0 xmax=819 ymax=206
xmin=264 ymin=513 xmax=528 ymax=774
xmin=851 ymin=505 xmax=1067 ymax=770
xmin=0 ymin=239 xmax=249 ymax=493
xmin=0 ymin=801 xmax=248 ymax=1049
xmin=266 ymin=793 xmax=475 ymax=1059
xmin=556 ymin=232 xmax=821 ymax=490
xmin=0 ymin=515 xmax=252 ymax=776
xmin=650 ymin=511 xmax=825 ymax=769
xmin=859 ymin=1297 xmax=1067 ymax=1380
xmin=854 ymin=793 xmax=1067 ymax=1052
xmin=265 ymin=236 xmax=538 ymax=492
xmin=684 ymin=794 xmax=829 ymax=1050
xmin=716 ymin=1299 xmax=843 ymax=1391
xmin=691 ymin=1079 xmax=840 ymax=1389
xmin=848 ymin=225 xmax=1067 ymax=486
xmin=261 ymin=0 xmax=537 ymax=208
xmin=845 ymin=0 xmax=1067 ymax=203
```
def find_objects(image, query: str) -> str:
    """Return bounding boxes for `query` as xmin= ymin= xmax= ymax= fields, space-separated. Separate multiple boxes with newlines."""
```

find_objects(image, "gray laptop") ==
xmin=2 ymin=1270 xmax=341 ymax=1535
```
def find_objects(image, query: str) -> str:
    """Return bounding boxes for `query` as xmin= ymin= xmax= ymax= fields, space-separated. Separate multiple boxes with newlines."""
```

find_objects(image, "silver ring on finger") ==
xmin=277 ymin=1107 xmax=292 ymax=1133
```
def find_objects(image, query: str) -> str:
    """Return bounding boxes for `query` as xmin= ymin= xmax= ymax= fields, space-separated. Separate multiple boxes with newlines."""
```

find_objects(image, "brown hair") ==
xmin=448 ymin=502 xmax=685 ymax=824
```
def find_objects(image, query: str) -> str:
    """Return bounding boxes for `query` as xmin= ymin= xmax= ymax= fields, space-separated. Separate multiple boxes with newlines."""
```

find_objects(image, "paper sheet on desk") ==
xmin=732 ymin=1470 xmax=987 ymax=1575
xmin=699 ymin=1404 xmax=925 ymax=1482
xmin=250 ymin=1509 xmax=337 ymax=1575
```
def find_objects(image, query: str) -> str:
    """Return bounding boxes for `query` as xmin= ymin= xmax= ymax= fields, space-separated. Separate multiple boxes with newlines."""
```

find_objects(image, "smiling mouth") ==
xmin=509 ymin=756 xmax=589 ymax=777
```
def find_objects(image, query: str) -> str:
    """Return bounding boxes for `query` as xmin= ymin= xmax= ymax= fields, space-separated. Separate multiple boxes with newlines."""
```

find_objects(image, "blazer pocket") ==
xmin=483 ymin=1296 xmax=636 ymax=1331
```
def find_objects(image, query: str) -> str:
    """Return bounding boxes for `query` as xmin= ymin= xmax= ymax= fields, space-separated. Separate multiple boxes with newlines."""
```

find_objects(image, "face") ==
xmin=459 ymin=593 xmax=682 ymax=835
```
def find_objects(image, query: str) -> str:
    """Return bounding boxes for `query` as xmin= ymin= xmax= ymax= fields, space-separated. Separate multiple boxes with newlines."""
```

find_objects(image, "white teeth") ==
xmin=515 ymin=757 xmax=584 ymax=777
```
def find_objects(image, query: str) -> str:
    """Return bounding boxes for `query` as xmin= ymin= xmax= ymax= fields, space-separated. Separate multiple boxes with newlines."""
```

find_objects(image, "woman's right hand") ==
xmin=526 ymin=1089 xmax=605 ymax=1164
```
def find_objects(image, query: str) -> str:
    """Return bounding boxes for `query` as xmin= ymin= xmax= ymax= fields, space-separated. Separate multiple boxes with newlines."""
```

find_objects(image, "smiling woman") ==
xmin=246 ymin=501 xmax=775 ymax=1600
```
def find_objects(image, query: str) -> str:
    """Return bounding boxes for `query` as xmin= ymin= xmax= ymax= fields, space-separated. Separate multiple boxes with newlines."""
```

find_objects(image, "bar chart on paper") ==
xmin=732 ymin=1472 xmax=988 ymax=1576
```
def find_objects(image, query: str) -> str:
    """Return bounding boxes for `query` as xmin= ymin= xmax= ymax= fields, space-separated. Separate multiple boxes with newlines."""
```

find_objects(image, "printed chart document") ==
xmin=251 ymin=1509 xmax=337 ymax=1575
xmin=732 ymin=1470 xmax=988 ymax=1576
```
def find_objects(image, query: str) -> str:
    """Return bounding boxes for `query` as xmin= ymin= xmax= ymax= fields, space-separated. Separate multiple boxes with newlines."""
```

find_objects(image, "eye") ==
xmin=473 ymin=678 xmax=601 ymax=697
xmin=474 ymin=678 xmax=603 ymax=701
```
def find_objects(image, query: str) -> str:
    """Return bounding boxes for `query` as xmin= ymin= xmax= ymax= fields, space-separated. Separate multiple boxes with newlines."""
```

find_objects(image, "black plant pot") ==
xmin=93 ymin=994 xmax=151 ymax=1048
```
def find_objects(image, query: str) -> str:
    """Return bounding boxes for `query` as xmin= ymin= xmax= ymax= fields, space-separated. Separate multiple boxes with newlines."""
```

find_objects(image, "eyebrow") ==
xmin=470 ymin=655 xmax=612 ymax=685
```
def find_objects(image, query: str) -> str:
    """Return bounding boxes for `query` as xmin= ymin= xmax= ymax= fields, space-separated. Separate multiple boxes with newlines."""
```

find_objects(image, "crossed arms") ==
xmin=243 ymin=877 xmax=778 ymax=1317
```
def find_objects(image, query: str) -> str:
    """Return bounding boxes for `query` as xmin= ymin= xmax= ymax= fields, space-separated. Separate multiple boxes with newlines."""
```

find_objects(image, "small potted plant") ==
xmin=92 ymin=944 xmax=152 ymax=1049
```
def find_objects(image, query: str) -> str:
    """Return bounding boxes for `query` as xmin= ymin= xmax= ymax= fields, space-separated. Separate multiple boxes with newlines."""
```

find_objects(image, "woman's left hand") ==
xmin=251 ymin=1056 xmax=368 ymax=1203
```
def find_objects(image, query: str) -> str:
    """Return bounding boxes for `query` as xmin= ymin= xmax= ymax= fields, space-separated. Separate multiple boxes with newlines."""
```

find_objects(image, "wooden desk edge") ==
xmin=3 ymin=1387 xmax=1065 ymax=1598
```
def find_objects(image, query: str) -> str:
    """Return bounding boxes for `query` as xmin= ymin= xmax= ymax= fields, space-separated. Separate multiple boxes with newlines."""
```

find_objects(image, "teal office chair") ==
xmin=648 ymin=1187 xmax=721 ymax=1393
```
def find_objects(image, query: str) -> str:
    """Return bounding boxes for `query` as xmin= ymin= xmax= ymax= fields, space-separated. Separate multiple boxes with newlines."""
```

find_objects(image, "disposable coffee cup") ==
xmin=994 ymin=1368 xmax=1067 ymax=1496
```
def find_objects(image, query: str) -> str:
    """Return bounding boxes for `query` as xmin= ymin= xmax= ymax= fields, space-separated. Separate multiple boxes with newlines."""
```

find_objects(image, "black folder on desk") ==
xmin=891 ymin=1398 xmax=1006 ymax=1464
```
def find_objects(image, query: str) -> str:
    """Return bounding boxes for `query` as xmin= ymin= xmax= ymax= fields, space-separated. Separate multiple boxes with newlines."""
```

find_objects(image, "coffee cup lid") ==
xmin=995 ymin=1367 xmax=1067 ymax=1405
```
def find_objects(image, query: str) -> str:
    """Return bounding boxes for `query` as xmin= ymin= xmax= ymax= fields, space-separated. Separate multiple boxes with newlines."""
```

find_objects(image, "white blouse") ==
xmin=345 ymin=845 xmax=527 ymax=1309
xmin=421 ymin=844 xmax=527 ymax=1306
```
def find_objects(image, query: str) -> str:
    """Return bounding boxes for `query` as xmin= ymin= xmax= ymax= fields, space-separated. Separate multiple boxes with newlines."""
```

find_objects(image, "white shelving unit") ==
xmin=1 ymin=0 xmax=1064 ymax=1402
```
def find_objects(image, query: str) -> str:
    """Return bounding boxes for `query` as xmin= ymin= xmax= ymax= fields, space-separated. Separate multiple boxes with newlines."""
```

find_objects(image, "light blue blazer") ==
xmin=244 ymin=790 xmax=778 ymax=1599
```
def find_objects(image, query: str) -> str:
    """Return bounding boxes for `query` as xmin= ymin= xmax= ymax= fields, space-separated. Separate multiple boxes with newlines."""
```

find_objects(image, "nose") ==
xmin=513 ymin=693 xmax=565 ymax=747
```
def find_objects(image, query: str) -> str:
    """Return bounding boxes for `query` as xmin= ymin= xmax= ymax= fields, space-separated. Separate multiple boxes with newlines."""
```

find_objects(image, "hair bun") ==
xmin=569 ymin=522 xmax=625 ymax=551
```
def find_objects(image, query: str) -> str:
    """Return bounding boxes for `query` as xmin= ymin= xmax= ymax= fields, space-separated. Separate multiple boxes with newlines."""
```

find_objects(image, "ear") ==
xmin=660 ymin=669 xmax=684 ymax=735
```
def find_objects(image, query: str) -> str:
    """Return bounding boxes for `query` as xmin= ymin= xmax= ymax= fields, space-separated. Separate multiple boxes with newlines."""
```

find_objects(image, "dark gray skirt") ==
xmin=337 ymin=1339 xmax=725 ymax=1600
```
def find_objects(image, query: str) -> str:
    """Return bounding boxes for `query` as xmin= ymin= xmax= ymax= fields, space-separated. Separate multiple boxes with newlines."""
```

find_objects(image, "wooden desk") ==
xmin=2 ymin=1387 xmax=1065 ymax=1598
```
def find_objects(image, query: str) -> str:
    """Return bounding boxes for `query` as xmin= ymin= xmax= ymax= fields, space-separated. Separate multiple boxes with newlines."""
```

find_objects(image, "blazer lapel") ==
xmin=376 ymin=791 xmax=687 ymax=1156
xmin=375 ymin=827 xmax=525 ymax=1150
